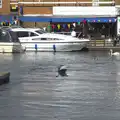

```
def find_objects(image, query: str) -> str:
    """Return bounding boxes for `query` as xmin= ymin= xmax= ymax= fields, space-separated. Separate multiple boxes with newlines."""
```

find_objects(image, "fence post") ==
xmin=94 ymin=40 xmax=96 ymax=47
xmin=104 ymin=39 xmax=105 ymax=47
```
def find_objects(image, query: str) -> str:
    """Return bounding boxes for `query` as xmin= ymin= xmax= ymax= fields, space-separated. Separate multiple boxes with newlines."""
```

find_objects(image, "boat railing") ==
xmin=53 ymin=32 xmax=88 ymax=38
xmin=0 ymin=26 xmax=21 ymax=30
xmin=53 ymin=32 xmax=73 ymax=35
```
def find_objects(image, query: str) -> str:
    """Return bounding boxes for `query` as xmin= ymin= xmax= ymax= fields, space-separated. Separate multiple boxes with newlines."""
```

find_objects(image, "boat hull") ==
xmin=21 ymin=41 xmax=88 ymax=52
xmin=0 ymin=43 xmax=24 ymax=53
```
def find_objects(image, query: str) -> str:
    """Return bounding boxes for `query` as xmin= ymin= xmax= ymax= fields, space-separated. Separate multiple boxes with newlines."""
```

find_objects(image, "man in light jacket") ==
xmin=71 ymin=28 xmax=76 ymax=37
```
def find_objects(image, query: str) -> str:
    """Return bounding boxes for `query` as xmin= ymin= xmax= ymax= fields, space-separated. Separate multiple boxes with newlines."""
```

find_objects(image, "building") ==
xmin=10 ymin=0 xmax=118 ymax=26
xmin=1 ymin=0 xmax=120 ymax=38
xmin=0 ymin=0 xmax=11 ymax=23
xmin=116 ymin=0 xmax=120 ymax=5
xmin=0 ymin=0 xmax=10 ymax=15
xmin=1 ymin=1 xmax=120 ymax=17
xmin=10 ymin=0 xmax=120 ymax=15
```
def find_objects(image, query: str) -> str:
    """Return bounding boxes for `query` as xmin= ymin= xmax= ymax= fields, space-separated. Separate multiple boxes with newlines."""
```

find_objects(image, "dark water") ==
xmin=0 ymin=51 xmax=120 ymax=120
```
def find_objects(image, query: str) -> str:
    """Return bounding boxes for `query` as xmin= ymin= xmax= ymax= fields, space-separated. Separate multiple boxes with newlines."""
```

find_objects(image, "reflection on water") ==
xmin=0 ymin=52 xmax=120 ymax=120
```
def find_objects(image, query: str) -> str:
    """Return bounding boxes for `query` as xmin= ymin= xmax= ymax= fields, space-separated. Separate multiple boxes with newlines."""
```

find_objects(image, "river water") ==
xmin=0 ymin=51 xmax=120 ymax=120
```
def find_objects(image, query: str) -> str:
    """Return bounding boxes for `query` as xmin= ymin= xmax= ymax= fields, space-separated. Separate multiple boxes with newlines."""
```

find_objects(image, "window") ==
xmin=11 ymin=26 xmax=23 ymax=28
xmin=53 ymin=38 xmax=60 ymax=40
xmin=52 ymin=38 xmax=63 ymax=40
xmin=29 ymin=32 xmax=39 ymax=37
xmin=41 ymin=38 xmax=47 ymax=40
xmin=16 ymin=31 xmax=38 ymax=37
xmin=32 ymin=38 xmax=63 ymax=41
xmin=17 ymin=31 xmax=29 ymax=37
xmin=35 ymin=30 xmax=47 ymax=34
xmin=32 ymin=38 xmax=47 ymax=41
xmin=10 ymin=5 xmax=18 ymax=12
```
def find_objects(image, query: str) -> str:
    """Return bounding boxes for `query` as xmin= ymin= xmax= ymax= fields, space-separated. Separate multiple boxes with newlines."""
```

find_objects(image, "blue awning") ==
xmin=19 ymin=16 xmax=51 ymax=22
xmin=19 ymin=16 xmax=116 ymax=23
xmin=0 ymin=15 xmax=117 ymax=23
xmin=85 ymin=17 xmax=116 ymax=23
xmin=51 ymin=17 xmax=84 ymax=22
xmin=0 ymin=15 xmax=15 ymax=22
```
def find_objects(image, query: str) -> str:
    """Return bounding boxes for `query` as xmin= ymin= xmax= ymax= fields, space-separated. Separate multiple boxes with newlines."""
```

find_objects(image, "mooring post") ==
xmin=2 ymin=48 xmax=4 ymax=53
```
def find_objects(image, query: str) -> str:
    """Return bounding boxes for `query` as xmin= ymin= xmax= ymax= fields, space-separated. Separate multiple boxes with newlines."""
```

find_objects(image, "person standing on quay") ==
xmin=71 ymin=28 xmax=76 ymax=37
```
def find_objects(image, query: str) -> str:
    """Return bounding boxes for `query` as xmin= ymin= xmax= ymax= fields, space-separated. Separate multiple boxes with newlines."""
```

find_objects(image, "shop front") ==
xmin=19 ymin=6 xmax=119 ymax=39
xmin=19 ymin=16 xmax=116 ymax=38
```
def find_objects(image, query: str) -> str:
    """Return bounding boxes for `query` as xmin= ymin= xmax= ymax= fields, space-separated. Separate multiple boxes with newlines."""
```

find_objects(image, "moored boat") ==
xmin=6 ymin=27 xmax=90 ymax=52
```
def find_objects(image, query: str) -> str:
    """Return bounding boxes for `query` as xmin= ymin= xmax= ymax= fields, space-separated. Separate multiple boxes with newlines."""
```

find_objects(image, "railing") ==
xmin=54 ymin=32 xmax=74 ymax=35
xmin=55 ymin=32 xmax=120 ymax=47
xmin=10 ymin=1 xmax=115 ymax=5
xmin=88 ymin=39 xmax=120 ymax=47
xmin=53 ymin=32 xmax=87 ymax=38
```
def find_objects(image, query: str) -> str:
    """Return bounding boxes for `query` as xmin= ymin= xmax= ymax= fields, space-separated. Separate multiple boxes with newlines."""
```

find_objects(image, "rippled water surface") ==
xmin=0 ymin=51 xmax=120 ymax=120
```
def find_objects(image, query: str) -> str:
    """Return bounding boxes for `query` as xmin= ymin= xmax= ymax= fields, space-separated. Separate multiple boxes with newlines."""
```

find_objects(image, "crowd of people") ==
xmin=0 ymin=18 xmax=117 ymax=40
xmin=0 ymin=16 xmax=18 ymax=27
xmin=45 ymin=22 xmax=80 ymax=33
xmin=44 ymin=21 xmax=86 ymax=38
xmin=44 ymin=22 xmax=117 ymax=40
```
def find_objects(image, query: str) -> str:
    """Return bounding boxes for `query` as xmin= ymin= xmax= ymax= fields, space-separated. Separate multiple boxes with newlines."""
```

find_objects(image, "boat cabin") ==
xmin=0 ymin=27 xmax=23 ymax=43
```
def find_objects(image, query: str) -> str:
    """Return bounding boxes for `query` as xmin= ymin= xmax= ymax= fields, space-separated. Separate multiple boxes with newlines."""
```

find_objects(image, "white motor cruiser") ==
xmin=8 ymin=27 xmax=90 ymax=52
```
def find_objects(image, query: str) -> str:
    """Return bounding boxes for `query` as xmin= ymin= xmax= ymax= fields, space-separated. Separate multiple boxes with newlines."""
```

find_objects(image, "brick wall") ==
xmin=115 ymin=0 xmax=120 ymax=5
xmin=11 ymin=0 xmax=119 ymax=15
xmin=23 ymin=7 xmax=52 ymax=14
xmin=18 ymin=0 xmax=117 ymax=15
xmin=0 ymin=0 xmax=10 ymax=14
xmin=22 ymin=22 xmax=50 ymax=28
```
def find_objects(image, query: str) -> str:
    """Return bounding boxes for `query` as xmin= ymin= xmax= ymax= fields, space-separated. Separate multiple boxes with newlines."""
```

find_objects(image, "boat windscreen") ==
xmin=11 ymin=25 xmax=23 ymax=28
xmin=35 ymin=29 xmax=47 ymax=34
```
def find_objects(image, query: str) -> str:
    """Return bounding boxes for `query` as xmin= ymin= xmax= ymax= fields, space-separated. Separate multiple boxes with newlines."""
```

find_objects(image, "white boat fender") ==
xmin=35 ymin=44 xmax=38 ymax=51
xmin=53 ymin=44 xmax=56 ymax=52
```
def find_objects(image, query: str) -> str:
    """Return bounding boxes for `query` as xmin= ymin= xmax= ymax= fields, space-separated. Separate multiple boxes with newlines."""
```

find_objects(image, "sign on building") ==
xmin=53 ymin=7 xmax=117 ymax=16
xmin=0 ymin=0 xmax=2 ymax=8
xmin=117 ymin=17 xmax=120 ymax=36
xmin=92 ymin=0 xmax=99 ymax=6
